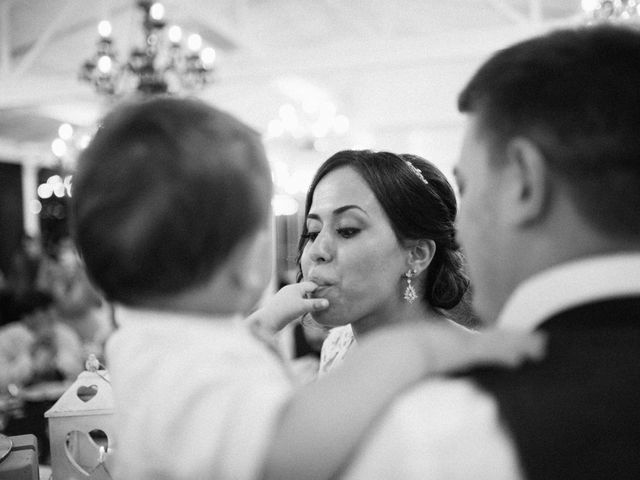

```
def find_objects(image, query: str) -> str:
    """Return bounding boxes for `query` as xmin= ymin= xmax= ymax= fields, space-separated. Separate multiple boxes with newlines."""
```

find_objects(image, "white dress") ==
xmin=318 ymin=324 xmax=356 ymax=376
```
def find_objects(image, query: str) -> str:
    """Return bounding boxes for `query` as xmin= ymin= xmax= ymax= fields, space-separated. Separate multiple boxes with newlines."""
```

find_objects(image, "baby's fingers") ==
xmin=289 ymin=281 xmax=329 ymax=313
xmin=475 ymin=330 xmax=547 ymax=367
xmin=296 ymin=281 xmax=320 ymax=295
xmin=301 ymin=297 xmax=330 ymax=313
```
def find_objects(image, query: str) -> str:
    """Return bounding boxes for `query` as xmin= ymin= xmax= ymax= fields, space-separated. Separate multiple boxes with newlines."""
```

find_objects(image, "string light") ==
xmin=583 ymin=0 xmax=640 ymax=24
xmin=266 ymin=99 xmax=350 ymax=151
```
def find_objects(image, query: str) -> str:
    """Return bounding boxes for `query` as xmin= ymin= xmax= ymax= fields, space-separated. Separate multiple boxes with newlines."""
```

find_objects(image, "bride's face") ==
xmin=300 ymin=166 xmax=410 ymax=329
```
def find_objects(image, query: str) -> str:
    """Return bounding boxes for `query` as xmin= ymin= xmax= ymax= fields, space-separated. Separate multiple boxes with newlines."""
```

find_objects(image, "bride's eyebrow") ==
xmin=307 ymin=204 xmax=368 ymax=221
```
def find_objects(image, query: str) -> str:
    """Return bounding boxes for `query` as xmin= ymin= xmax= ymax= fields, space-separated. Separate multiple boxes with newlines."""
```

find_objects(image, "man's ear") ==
xmin=407 ymin=239 xmax=436 ymax=275
xmin=503 ymin=137 xmax=551 ymax=227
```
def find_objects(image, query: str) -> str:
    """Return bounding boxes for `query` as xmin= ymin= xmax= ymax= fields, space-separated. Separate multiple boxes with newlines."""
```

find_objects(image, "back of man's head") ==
xmin=71 ymin=97 xmax=272 ymax=305
xmin=458 ymin=25 xmax=640 ymax=239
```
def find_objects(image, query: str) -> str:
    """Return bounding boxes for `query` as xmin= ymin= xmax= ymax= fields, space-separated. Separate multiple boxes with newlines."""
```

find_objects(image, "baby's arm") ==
xmin=261 ymin=323 xmax=546 ymax=480
xmin=247 ymin=281 xmax=328 ymax=341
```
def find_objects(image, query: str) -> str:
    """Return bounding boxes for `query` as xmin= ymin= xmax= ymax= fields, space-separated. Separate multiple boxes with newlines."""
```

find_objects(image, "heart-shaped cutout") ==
xmin=64 ymin=429 xmax=109 ymax=475
xmin=76 ymin=384 xmax=98 ymax=402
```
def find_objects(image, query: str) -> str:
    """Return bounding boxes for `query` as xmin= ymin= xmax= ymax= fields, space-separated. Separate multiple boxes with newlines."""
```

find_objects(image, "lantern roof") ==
xmin=45 ymin=369 xmax=113 ymax=418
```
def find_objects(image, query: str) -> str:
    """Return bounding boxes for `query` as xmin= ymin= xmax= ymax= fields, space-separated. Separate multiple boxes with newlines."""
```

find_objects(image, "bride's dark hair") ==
xmin=296 ymin=149 xmax=469 ymax=310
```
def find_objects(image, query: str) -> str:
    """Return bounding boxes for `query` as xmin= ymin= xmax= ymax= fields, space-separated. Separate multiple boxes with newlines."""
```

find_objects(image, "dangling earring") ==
xmin=403 ymin=269 xmax=418 ymax=304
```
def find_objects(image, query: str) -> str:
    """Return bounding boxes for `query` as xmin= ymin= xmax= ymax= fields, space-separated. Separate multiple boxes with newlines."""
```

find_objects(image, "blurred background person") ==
xmin=0 ymin=288 xmax=83 ymax=462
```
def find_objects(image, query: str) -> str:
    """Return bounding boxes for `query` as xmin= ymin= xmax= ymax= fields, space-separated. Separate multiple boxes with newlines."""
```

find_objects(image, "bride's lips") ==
xmin=312 ymin=285 xmax=332 ymax=297
xmin=307 ymin=276 xmax=335 ymax=297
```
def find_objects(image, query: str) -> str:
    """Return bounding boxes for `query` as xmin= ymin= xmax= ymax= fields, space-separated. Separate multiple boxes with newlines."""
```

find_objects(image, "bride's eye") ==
xmin=301 ymin=231 xmax=319 ymax=242
xmin=337 ymin=227 xmax=359 ymax=239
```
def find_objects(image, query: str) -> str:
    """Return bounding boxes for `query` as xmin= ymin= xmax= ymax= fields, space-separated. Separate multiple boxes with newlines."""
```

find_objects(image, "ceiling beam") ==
xmin=529 ymin=0 xmax=543 ymax=23
xmin=0 ymin=19 xmax=562 ymax=109
xmin=484 ymin=0 xmax=529 ymax=25
xmin=321 ymin=0 xmax=376 ymax=37
xmin=9 ymin=2 xmax=130 ymax=59
xmin=0 ymin=1 xmax=13 ymax=77
xmin=10 ymin=0 xmax=81 ymax=80
xmin=0 ymin=75 xmax=93 ymax=109
xmin=175 ymin=1 xmax=247 ymax=53
xmin=0 ymin=138 xmax=54 ymax=165
xmin=219 ymin=21 xmax=559 ymax=81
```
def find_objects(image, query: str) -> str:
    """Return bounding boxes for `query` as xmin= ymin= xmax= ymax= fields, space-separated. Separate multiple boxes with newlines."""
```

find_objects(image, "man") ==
xmin=341 ymin=25 xmax=640 ymax=480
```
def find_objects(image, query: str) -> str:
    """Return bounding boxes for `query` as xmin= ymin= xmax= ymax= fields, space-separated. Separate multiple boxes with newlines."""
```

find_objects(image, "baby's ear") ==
xmin=407 ymin=239 xmax=436 ymax=275
xmin=228 ymin=224 xmax=275 ymax=304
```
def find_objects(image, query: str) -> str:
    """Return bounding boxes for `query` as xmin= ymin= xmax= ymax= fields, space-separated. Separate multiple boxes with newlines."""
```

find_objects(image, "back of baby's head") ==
xmin=70 ymin=97 xmax=272 ymax=305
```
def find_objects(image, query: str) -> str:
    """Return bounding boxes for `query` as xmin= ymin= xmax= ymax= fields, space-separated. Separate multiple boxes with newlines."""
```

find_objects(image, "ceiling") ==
xmin=0 ymin=0 xmax=586 ymax=167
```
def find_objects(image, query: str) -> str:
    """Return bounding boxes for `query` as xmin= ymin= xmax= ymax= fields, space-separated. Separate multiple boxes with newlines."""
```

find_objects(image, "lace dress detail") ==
xmin=318 ymin=325 xmax=356 ymax=376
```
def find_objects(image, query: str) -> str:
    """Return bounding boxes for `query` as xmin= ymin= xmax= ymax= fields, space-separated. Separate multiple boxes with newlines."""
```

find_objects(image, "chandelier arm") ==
xmin=79 ymin=0 xmax=216 ymax=97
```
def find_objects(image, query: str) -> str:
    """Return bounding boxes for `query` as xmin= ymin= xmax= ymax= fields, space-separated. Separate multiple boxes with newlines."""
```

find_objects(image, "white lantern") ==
xmin=44 ymin=356 xmax=114 ymax=479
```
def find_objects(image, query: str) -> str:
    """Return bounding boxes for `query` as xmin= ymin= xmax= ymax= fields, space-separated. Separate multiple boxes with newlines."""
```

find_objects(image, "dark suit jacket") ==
xmin=466 ymin=297 xmax=640 ymax=480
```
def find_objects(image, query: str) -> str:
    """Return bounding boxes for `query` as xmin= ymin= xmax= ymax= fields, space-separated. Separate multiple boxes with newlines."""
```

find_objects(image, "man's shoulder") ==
xmin=343 ymin=377 xmax=522 ymax=479
xmin=391 ymin=377 xmax=497 ymax=429
xmin=359 ymin=377 xmax=503 ymax=449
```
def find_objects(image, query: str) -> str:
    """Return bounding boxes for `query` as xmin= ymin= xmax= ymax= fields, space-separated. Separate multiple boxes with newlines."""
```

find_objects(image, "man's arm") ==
xmin=261 ymin=324 xmax=545 ymax=480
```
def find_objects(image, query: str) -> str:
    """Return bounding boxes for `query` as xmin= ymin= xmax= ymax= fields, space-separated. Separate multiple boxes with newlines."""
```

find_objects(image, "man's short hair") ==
xmin=71 ymin=97 xmax=272 ymax=304
xmin=458 ymin=25 xmax=640 ymax=237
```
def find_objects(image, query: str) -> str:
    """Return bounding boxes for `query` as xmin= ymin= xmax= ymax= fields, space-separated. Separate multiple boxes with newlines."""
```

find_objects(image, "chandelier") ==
xmin=582 ymin=0 xmax=640 ymax=23
xmin=79 ymin=0 xmax=216 ymax=96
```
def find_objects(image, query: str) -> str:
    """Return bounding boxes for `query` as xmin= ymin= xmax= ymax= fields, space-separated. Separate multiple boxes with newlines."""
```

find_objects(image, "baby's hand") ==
xmin=365 ymin=323 xmax=546 ymax=377
xmin=460 ymin=328 xmax=547 ymax=369
xmin=420 ymin=325 xmax=547 ymax=373
xmin=248 ymin=282 xmax=329 ymax=340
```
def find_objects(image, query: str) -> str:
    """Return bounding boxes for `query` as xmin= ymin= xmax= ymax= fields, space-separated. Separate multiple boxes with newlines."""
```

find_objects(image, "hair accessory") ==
xmin=405 ymin=161 xmax=429 ymax=185
xmin=403 ymin=269 xmax=418 ymax=304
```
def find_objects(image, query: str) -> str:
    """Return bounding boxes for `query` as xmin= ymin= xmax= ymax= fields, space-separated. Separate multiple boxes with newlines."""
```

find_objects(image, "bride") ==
xmin=296 ymin=150 xmax=473 ymax=374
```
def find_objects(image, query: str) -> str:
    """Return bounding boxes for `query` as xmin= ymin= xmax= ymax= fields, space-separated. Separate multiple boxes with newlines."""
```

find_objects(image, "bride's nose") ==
xmin=307 ymin=231 xmax=334 ymax=264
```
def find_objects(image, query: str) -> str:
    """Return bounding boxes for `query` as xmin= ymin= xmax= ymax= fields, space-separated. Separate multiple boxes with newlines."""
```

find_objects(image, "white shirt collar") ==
xmin=497 ymin=252 xmax=640 ymax=331
xmin=114 ymin=305 xmax=244 ymax=332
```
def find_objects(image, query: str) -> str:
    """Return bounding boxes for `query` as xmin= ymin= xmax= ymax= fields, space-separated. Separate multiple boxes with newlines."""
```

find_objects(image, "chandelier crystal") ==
xmin=79 ymin=0 xmax=216 ymax=96
xmin=582 ymin=0 xmax=640 ymax=24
